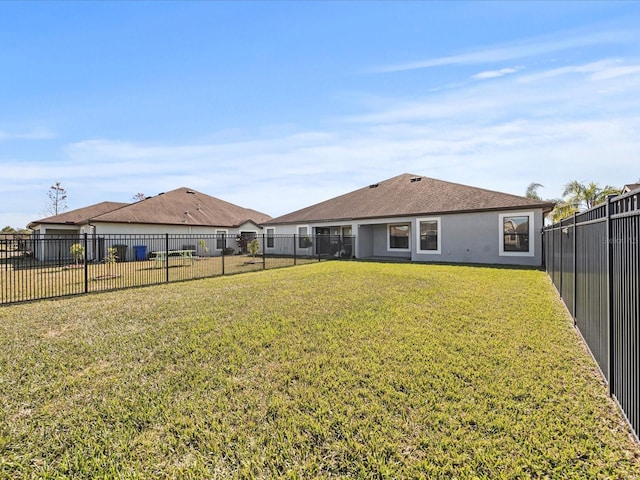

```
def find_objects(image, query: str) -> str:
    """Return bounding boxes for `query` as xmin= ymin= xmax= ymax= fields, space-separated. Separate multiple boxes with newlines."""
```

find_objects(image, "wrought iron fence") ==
xmin=543 ymin=190 xmax=639 ymax=441
xmin=0 ymin=233 xmax=355 ymax=305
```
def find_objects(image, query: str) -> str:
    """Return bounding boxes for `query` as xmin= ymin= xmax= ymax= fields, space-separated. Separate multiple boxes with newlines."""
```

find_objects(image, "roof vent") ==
xmin=187 ymin=190 xmax=196 ymax=194
xmin=369 ymin=183 xmax=379 ymax=189
xmin=410 ymin=177 xmax=422 ymax=182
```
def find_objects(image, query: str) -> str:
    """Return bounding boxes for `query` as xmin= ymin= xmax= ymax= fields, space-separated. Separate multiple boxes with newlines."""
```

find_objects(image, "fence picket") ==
xmin=544 ymin=189 xmax=640 ymax=442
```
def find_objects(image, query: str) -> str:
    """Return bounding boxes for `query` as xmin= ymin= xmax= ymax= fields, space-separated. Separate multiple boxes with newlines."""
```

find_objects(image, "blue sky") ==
xmin=1 ymin=1 xmax=639 ymax=229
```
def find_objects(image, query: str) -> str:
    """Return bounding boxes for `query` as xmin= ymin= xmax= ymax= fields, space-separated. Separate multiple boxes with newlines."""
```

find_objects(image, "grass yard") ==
xmin=0 ymin=262 xmax=639 ymax=478
xmin=0 ymin=254 xmax=318 ymax=304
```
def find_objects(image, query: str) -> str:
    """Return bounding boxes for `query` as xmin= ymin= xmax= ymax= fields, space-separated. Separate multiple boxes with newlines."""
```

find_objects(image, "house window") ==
xmin=216 ymin=230 xmax=227 ymax=250
xmin=417 ymin=217 xmax=441 ymax=254
xmin=298 ymin=226 xmax=311 ymax=248
xmin=388 ymin=224 xmax=410 ymax=250
xmin=266 ymin=228 xmax=275 ymax=248
xmin=499 ymin=212 xmax=534 ymax=256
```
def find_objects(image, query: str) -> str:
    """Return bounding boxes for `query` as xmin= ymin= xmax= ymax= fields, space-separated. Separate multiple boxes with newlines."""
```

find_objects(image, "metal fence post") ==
xmin=165 ymin=233 xmax=170 ymax=283
xmin=262 ymin=234 xmax=266 ymax=270
xmin=293 ymin=234 xmax=297 ymax=265
xmin=606 ymin=196 xmax=615 ymax=396
xmin=83 ymin=233 xmax=89 ymax=294
xmin=540 ymin=227 xmax=549 ymax=273
xmin=221 ymin=234 xmax=225 ymax=275
xmin=559 ymin=220 xmax=563 ymax=297
xmin=548 ymin=225 xmax=558 ymax=278
xmin=572 ymin=213 xmax=577 ymax=326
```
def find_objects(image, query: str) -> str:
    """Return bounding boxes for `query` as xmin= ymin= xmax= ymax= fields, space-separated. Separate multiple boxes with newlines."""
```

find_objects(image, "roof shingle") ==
xmin=92 ymin=188 xmax=271 ymax=227
xmin=266 ymin=173 xmax=555 ymax=225
xmin=29 ymin=201 xmax=129 ymax=228
xmin=30 ymin=188 xmax=271 ymax=228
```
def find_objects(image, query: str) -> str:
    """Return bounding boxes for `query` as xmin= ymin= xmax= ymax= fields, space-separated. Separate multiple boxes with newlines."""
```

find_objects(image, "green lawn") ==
xmin=1 ymin=262 xmax=638 ymax=478
xmin=0 ymin=254 xmax=319 ymax=304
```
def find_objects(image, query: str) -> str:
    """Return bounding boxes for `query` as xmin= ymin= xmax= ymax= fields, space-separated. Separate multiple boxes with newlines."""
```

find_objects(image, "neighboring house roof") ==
xmin=266 ymin=173 xmax=556 ymax=225
xmin=29 ymin=201 xmax=129 ymax=228
xmin=29 ymin=187 xmax=272 ymax=229
xmin=90 ymin=187 xmax=271 ymax=227
xmin=622 ymin=183 xmax=640 ymax=194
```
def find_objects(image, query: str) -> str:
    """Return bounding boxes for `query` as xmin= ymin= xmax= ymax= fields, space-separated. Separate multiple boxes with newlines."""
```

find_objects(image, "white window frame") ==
xmin=297 ymin=225 xmax=311 ymax=249
xmin=498 ymin=212 xmax=534 ymax=257
xmin=215 ymin=229 xmax=228 ymax=250
xmin=387 ymin=223 xmax=411 ymax=252
xmin=416 ymin=217 xmax=441 ymax=254
xmin=266 ymin=227 xmax=275 ymax=248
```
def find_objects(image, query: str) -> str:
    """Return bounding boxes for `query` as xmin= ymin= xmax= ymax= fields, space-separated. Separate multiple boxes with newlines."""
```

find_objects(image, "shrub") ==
xmin=247 ymin=238 xmax=260 ymax=256
xmin=69 ymin=243 xmax=85 ymax=265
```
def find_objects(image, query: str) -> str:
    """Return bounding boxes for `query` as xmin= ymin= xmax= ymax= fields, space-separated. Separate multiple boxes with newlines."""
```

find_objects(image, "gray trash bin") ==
xmin=113 ymin=244 xmax=128 ymax=262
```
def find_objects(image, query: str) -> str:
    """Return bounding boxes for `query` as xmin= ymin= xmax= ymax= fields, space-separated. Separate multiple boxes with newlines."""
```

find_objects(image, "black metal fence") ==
xmin=543 ymin=190 xmax=639 ymax=441
xmin=0 ymin=233 xmax=355 ymax=305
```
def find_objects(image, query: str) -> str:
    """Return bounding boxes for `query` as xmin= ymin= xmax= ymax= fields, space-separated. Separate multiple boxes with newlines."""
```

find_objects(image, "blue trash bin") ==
xmin=133 ymin=245 xmax=147 ymax=261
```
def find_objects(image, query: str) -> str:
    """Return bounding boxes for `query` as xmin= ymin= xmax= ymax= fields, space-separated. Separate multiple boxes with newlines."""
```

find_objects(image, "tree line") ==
xmin=526 ymin=180 xmax=622 ymax=222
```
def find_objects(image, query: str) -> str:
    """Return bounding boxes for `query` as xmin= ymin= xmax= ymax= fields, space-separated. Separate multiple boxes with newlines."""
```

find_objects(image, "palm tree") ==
xmin=551 ymin=181 xmax=619 ymax=222
xmin=563 ymin=181 xmax=619 ymax=209
xmin=525 ymin=182 xmax=544 ymax=200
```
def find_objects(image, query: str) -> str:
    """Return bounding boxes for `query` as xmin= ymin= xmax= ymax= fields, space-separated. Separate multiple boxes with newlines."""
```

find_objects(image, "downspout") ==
xmin=88 ymin=223 xmax=97 ymax=262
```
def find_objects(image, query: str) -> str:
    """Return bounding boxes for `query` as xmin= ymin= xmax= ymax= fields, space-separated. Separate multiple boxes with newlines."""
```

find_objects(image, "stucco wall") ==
xmin=263 ymin=209 xmax=545 ymax=266
xmin=410 ymin=210 xmax=544 ymax=266
xmin=371 ymin=224 xmax=411 ymax=258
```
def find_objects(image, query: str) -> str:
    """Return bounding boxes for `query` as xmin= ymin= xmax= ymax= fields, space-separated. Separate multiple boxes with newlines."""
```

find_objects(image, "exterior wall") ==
xmin=263 ymin=209 xmax=545 ymax=266
xmin=263 ymin=222 xmax=356 ymax=257
xmin=31 ymin=226 xmax=81 ymax=261
xmin=353 ymin=217 xmax=414 ymax=259
xmin=31 ymin=222 xmax=266 ymax=261
xmin=91 ymin=222 xmax=265 ymax=259
xmin=35 ymin=225 xmax=80 ymax=235
xmin=356 ymin=225 xmax=374 ymax=258
xmin=409 ymin=210 xmax=543 ymax=266
xmin=371 ymin=224 xmax=411 ymax=259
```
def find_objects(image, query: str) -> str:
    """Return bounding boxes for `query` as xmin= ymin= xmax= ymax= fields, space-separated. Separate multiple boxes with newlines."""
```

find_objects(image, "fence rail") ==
xmin=543 ymin=189 xmax=639 ymax=441
xmin=0 ymin=233 xmax=354 ymax=305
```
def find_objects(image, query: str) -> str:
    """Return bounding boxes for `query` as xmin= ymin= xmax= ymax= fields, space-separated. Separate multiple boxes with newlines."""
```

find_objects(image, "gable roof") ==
xmin=29 ymin=188 xmax=272 ymax=229
xmin=266 ymin=173 xmax=555 ymax=225
xmin=91 ymin=187 xmax=271 ymax=227
xmin=29 ymin=201 xmax=129 ymax=228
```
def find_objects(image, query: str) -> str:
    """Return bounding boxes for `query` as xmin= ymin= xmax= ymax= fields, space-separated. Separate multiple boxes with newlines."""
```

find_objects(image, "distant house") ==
xmin=28 ymin=188 xmax=271 ymax=261
xmin=264 ymin=173 xmax=555 ymax=266
xmin=622 ymin=183 xmax=640 ymax=194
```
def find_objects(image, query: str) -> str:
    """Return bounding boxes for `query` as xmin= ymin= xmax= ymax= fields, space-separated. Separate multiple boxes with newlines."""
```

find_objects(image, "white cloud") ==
xmin=373 ymin=29 xmax=635 ymax=73
xmin=0 ymin=128 xmax=55 ymax=141
xmin=590 ymin=65 xmax=640 ymax=81
xmin=517 ymin=59 xmax=639 ymax=83
xmin=472 ymin=67 xmax=523 ymax=80
xmin=3 ymin=37 xmax=640 ymax=229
